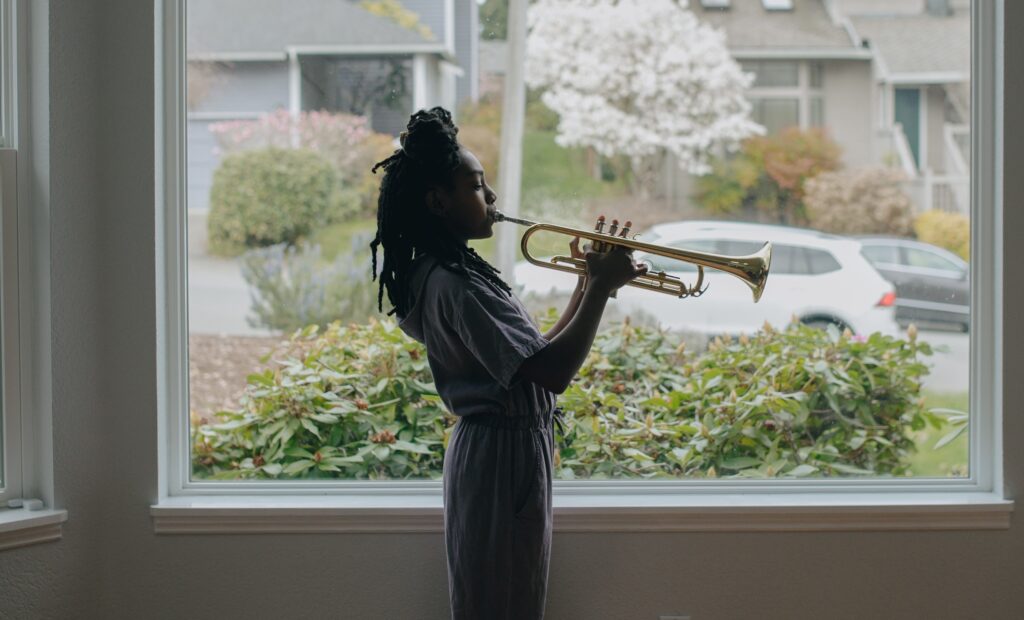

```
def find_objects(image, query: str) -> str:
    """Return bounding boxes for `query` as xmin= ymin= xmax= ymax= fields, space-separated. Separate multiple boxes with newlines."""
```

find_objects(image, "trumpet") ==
xmin=494 ymin=211 xmax=772 ymax=302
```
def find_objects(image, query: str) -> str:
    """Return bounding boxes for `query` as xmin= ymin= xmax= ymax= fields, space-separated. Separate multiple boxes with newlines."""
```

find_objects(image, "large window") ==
xmin=164 ymin=0 xmax=998 ymax=502
xmin=741 ymin=60 xmax=825 ymax=133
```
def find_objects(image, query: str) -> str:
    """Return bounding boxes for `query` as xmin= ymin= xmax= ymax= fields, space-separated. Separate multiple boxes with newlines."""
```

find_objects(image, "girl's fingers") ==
xmin=570 ymin=236 xmax=583 ymax=258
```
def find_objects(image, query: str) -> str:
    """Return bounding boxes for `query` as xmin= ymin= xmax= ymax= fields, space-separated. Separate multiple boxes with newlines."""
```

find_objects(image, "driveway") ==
xmin=188 ymin=254 xmax=273 ymax=336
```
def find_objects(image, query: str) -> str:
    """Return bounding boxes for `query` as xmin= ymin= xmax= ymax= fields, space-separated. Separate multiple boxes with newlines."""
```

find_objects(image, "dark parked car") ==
xmin=857 ymin=236 xmax=969 ymax=332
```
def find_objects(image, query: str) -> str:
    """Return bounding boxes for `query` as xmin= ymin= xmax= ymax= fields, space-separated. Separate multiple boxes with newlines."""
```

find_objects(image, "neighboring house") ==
xmin=845 ymin=0 xmax=971 ymax=213
xmin=673 ymin=0 xmax=970 ymax=215
xmin=186 ymin=0 xmax=480 ymax=212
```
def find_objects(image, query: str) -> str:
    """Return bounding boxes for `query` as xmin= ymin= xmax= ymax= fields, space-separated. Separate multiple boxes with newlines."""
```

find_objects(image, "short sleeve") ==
xmin=446 ymin=280 xmax=550 ymax=389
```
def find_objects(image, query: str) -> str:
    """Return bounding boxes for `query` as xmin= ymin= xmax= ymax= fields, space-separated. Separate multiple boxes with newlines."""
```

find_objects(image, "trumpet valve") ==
xmin=620 ymin=220 xmax=632 ymax=237
xmin=594 ymin=215 xmax=606 ymax=233
xmin=608 ymin=219 xmax=619 ymax=236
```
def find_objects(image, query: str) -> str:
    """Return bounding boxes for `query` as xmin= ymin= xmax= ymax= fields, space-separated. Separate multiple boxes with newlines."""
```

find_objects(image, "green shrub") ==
xmin=192 ymin=319 xmax=446 ymax=480
xmin=804 ymin=167 xmax=915 ymax=236
xmin=914 ymin=210 xmax=970 ymax=260
xmin=696 ymin=128 xmax=841 ymax=225
xmin=193 ymin=316 xmax=938 ymax=480
xmin=240 ymin=234 xmax=379 ymax=333
xmin=207 ymin=148 xmax=351 ymax=256
xmin=210 ymin=111 xmax=395 ymax=220
xmin=556 ymin=319 xmax=934 ymax=479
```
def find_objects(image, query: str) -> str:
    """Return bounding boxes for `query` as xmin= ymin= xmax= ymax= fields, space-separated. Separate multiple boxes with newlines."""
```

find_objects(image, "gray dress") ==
xmin=398 ymin=254 xmax=558 ymax=620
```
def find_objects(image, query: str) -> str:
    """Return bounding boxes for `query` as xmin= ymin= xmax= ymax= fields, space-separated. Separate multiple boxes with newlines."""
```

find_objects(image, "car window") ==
xmin=718 ymin=239 xmax=765 ymax=256
xmin=903 ymin=247 xmax=962 ymax=272
xmin=806 ymin=248 xmax=841 ymax=274
xmin=860 ymin=244 xmax=900 ymax=265
xmin=765 ymin=244 xmax=810 ymax=275
xmin=642 ymin=239 xmax=718 ymax=273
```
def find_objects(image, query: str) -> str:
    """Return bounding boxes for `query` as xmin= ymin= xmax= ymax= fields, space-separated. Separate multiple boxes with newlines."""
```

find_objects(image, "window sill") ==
xmin=0 ymin=508 xmax=68 ymax=551
xmin=151 ymin=492 xmax=1012 ymax=534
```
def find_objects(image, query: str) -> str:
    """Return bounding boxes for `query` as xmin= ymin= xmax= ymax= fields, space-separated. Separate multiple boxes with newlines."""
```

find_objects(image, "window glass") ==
xmin=810 ymin=96 xmax=824 ymax=127
xmin=806 ymin=248 xmax=841 ymax=274
xmin=809 ymin=62 xmax=823 ymax=88
xmin=752 ymin=98 xmax=800 ymax=134
xmin=861 ymin=244 xmax=900 ymax=265
xmin=643 ymin=239 xmax=718 ymax=273
xmin=904 ymin=247 xmax=962 ymax=271
xmin=742 ymin=60 xmax=800 ymax=88
xmin=181 ymin=0 xmax=975 ymax=484
xmin=763 ymin=244 xmax=810 ymax=275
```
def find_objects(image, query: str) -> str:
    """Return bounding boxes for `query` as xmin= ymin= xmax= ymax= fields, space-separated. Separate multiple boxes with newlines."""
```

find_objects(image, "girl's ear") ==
xmin=426 ymin=187 xmax=448 ymax=217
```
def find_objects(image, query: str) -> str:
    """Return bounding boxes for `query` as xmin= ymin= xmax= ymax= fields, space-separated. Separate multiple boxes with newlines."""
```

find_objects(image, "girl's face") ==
xmin=428 ymin=147 xmax=498 ymax=242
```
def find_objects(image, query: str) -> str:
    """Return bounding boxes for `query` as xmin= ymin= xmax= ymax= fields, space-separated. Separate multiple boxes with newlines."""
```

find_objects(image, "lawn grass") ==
xmin=311 ymin=216 xmax=378 ymax=263
xmin=908 ymin=390 xmax=969 ymax=477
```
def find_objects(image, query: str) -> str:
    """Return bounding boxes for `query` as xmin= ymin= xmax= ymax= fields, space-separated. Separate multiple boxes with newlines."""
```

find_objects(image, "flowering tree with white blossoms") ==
xmin=525 ymin=0 xmax=762 ymax=195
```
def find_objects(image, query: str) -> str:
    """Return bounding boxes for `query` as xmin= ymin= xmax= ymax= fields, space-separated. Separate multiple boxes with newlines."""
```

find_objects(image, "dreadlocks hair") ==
xmin=369 ymin=106 xmax=512 ymax=317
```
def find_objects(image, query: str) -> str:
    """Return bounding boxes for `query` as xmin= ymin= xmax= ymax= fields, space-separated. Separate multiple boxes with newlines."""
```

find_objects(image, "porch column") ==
xmin=288 ymin=50 xmax=301 ymax=148
xmin=413 ymin=53 xmax=429 ymax=112
xmin=495 ymin=0 xmax=527 ymax=283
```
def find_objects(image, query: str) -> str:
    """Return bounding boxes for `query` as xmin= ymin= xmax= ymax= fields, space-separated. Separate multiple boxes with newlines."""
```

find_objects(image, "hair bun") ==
xmin=400 ymin=107 xmax=460 ymax=166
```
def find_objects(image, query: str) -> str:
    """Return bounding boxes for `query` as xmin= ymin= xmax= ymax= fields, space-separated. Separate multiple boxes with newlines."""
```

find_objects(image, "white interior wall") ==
xmin=0 ymin=1 xmax=1021 ymax=618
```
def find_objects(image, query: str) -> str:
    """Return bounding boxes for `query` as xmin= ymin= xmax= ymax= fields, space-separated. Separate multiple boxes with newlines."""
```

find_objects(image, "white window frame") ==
xmin=0 ymin=0 xmax=67 ymax=551
xmin=153 ymin=0 xmax=1011 ymax=533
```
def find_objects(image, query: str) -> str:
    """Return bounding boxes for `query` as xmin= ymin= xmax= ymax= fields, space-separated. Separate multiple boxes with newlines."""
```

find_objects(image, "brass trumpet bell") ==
xmin=494 ymin=212 xmax=772 ymax=303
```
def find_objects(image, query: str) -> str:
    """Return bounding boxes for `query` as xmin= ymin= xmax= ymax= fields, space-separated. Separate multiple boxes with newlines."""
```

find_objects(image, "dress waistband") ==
xmin=459 ymin=407 xmax=567 ymax=438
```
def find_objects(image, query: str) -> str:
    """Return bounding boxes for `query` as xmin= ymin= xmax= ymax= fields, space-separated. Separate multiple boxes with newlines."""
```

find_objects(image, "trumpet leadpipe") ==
xmin=493 ymin=211 xmax=537 ymax=227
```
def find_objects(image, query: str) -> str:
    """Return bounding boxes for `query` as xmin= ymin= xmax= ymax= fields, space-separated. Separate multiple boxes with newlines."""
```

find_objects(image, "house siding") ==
xmin=189 ymin=61 xmax=290 ymax=115
xmin=821 ymin=59 xmax=876 ymax=167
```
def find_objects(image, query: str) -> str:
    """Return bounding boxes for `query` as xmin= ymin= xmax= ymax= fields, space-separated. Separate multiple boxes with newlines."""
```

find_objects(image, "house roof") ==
xmin=694 ymin=0 xmax=859 ymax=55
xmin=850 ymin=12 xmax=970 ymax=80
xmin=188 ymin=0 xmax=444 ymax=59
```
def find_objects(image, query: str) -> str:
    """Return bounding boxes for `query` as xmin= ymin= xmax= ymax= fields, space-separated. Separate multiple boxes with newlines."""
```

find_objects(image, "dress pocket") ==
xmin=513 ymin=431 xmax=543 ymax=519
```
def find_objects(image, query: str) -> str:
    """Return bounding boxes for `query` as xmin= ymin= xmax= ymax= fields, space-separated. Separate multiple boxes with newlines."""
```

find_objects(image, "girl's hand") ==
xmin=585 ymin=245 xmax=647 ymax=294
xmin=570 ymin=237 xmax=587 ymax=288
xmin=569 ymin=236 xmax=584 ymax=260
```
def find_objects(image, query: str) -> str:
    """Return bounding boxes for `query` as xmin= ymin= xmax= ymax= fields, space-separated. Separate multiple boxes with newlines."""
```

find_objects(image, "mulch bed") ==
xmin=188 ymin=333 xmax=290 ymax=424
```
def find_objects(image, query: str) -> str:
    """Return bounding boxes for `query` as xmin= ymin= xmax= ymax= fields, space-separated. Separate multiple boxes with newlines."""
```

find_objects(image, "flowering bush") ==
xmin=192 ymin=317 xmax=937 ymax=480
xmin=210 ymin=110 xmax=395 ymax=217
xmin=914 ymin=210 xmax=970 ymax=261
xmin=804 ymin=167 xmax=915 ymax=236
xmin=696 ymin=128 xmax=842 ymax=225
xmin=207 ymin=148 xmax=349 ymax=256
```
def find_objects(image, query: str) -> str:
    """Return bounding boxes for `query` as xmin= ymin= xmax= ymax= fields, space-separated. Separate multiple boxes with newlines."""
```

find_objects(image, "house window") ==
xmin=161 ymin=0 xmax=996 ymax=499
xmin=742 ymin=60 xmax=825 ymax=133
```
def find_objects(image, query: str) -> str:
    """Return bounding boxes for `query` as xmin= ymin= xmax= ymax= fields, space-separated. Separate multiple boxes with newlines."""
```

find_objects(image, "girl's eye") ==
xmin=474 ymin=185 xmax=484 ymax=191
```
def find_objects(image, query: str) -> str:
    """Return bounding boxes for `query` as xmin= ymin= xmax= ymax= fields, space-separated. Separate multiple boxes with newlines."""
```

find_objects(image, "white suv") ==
xmin=513 ymin=220 xmax=900 ymax=337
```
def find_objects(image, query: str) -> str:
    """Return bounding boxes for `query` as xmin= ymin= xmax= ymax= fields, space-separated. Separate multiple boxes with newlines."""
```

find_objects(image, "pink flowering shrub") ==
xmin=210 ymin=110 xmax=395 ymax=217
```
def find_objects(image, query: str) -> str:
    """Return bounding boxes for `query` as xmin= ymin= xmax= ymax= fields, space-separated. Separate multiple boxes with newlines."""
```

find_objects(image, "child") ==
xmin=370 ymin=107 xmax=645 ymax=620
